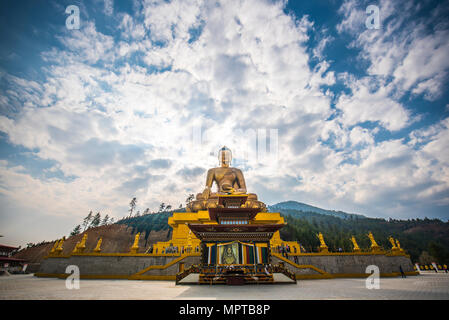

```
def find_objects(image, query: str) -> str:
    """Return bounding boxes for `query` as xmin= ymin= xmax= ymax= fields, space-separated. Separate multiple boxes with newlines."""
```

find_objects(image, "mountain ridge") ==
xmin=269 ymin=200 xmax=366 ymax=220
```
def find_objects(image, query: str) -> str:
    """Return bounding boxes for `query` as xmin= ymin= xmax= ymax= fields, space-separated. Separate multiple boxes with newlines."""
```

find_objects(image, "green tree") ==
xmin=159 ymin=203 xmax=166 ymax=212
xmin=129 ymin=197 xmax=137 ymax=218
xmin=90 ymin=212 xmax=101 ymax=228
xmin=82 ymin=211 xmax=93 ymax=231
xmin=428 ymin=241 xmax=448 ymax=263
xmin=186 ymin=194 xmax=194 ymax=205
xmin=419 ymin=251 xmax=436 ymax=264
xmin=101 ymin=214 xmax=109 ymax=225
xmin=70 ymin=225 xmax=81 ymax=236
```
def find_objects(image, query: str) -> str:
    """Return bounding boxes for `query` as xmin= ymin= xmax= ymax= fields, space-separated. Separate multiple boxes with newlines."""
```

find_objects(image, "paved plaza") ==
xmin=1 ymin=273 xmax=448 ymax=300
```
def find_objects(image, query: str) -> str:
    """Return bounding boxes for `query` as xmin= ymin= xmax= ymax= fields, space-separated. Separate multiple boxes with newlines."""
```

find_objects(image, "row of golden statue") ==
xmin=49 ymin=232 xmax=141 ymax=255
xmin=317 ymin=231 xmax=405 ymax=254
xmin=49 ymin=231 xmax=405 ymax=256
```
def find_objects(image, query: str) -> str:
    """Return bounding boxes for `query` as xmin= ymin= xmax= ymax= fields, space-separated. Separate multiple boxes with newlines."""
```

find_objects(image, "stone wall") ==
xmin=36 ymin=252 xmax=415 ymax=280
xmin=272 ymin=254 xmax=415 ymax=276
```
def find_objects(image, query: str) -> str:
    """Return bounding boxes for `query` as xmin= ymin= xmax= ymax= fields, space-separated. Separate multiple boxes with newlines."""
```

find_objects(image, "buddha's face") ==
xmin=219 ymin=148 xmax=232 ymax=167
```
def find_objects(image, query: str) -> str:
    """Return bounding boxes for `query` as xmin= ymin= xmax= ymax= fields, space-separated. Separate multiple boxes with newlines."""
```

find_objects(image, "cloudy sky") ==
xmin=1 ymin=0 xmax=448 ymax=247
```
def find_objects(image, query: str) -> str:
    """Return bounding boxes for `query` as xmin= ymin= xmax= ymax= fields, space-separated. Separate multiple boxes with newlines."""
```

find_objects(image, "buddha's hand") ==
xmin=221 ymin=183 xmax=232 ymax=191
xmin=202 ymin=187 xmax=211 ymax=200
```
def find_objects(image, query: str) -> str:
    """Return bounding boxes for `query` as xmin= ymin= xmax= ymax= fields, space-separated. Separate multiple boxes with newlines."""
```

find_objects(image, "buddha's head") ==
xmin=218 ymin=146 xmax=232 ymax=168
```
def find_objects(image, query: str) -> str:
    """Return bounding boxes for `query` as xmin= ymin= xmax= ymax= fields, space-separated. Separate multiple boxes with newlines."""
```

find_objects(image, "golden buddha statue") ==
xmin=186 ymin=146 xmax=266 ymax=212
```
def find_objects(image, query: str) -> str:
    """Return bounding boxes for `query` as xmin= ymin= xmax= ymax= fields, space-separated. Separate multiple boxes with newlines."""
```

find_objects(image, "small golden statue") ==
xmin=49 ymin=240 xmax=59 ymax=254
xmin=388 ymin=236 xmax=397 ymax=249
xmin=187 ymin=147 xmax=267 ymax=212
xmin=351 ymin=236 xmax=361 ymax=252
xmin=55 ymin=237 xmax=65 ymax=255
xmin=130 ymin=233 xmax=140 ymax=254
xmin=395 ymin=239 xmax=405 ymax=253
xmin=73 ymin=233 xmax=87 ymax=253
xmin=317 ymin=232 xmax=329 ymax=253
xmin=72 ymin=241 xmax=80 ymax=253
xmin=388 ymin=236 xmax=401 ymax=254
xmin=367 ymin=232 xmax=381 ymax=252
xmin=93 ymin=238 xmax=102 ymax=253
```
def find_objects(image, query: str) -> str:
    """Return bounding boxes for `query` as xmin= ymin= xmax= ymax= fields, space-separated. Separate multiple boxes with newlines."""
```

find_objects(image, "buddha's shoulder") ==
xmin=207 ymin=167 xmax=242 ymax=173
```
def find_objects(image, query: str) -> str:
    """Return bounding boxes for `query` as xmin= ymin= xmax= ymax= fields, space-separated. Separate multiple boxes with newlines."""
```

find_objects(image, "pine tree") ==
xmin=70 ymin=225 xmax=81 ymax=236
xmin=186 ymin=194 xmax=194 ymax=205
xmin=90 ymin=212 xmax=101 ymax=228
xmin=101 ymin=214 xmax=109 ymax=225
xmin=129 ymin=197 xmax=137 ymax=217
xmin=82 ymin=211 xmax=93 ymax=231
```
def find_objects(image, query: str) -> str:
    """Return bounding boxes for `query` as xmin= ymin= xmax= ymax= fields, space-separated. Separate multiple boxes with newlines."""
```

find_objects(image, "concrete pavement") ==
xmin=1 ymin=273 xmax=448 ymax=300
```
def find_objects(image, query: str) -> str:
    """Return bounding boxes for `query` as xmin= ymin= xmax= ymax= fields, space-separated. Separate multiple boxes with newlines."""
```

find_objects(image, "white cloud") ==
xmin=337 ymin=0 xmax=449 ymax=101
xmin=335 ymin=75 xmax=409 ymax=131
xmin=1 ymin=0 xmax=449 ymax=247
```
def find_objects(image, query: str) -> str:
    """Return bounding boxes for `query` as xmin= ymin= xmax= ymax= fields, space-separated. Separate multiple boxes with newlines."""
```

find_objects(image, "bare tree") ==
xmin=186 ymin=194 xmax=194 ymax=204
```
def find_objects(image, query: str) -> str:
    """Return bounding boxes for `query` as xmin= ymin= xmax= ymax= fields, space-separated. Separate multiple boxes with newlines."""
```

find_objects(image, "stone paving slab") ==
xmin=0 ymin=273 xmax=448 ymax=300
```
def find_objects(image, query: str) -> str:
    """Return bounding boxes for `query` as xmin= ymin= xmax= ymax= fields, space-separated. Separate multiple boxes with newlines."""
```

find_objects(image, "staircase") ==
xmin=176 ymin=264 xmax=296 ymax=285
xmin=175 ymin=265 xmax=200 ymax=285
xmin=271 ymin=264 xmax=297 ymax=282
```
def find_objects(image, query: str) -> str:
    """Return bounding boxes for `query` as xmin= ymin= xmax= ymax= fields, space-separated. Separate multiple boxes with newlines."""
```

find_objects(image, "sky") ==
xmin=0 ymin=0 xmax=448 ymax=247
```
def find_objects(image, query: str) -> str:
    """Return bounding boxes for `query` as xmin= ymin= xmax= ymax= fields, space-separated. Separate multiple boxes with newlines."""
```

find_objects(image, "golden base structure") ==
xmin=151 ymin=208 xmax=300 ymax=256
xmin=35 ymin=147 xmax=418 ymax=283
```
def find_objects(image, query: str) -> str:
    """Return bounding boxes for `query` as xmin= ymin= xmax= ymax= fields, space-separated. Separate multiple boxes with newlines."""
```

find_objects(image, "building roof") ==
xmin=0 ymin=257 xmax=26 ymax=262
xmin=188 ymin=223 xmax=285 ymax=242
xmin=0 ymin=244 xmax=20 ymax=251
xmin=208 ymin=207 xmax=260 ymax=222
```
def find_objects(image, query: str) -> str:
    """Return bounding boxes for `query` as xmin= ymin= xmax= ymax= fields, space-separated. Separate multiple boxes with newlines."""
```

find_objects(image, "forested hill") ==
xmin=115 ymin=204 xmax=449 ymax=264
xmin=269 ymin=201 xmax=365 ymax=219
xmin=277 ymin=208 xmax=449 ymax=263
xmin=116 ymin=209 xmax=182 ymax=240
